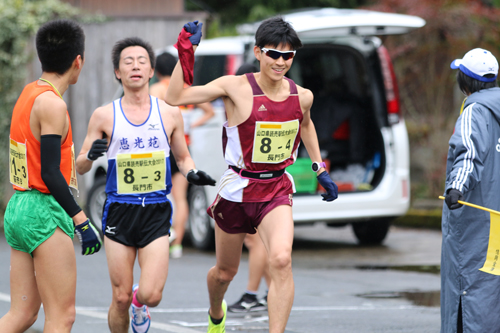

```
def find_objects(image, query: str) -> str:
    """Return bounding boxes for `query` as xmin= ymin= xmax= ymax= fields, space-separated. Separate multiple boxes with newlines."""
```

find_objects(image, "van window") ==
xmin=290 ymin=45 xmax=383 ymax=174
xmin=287 ymin=45 xmax=366 ymax=100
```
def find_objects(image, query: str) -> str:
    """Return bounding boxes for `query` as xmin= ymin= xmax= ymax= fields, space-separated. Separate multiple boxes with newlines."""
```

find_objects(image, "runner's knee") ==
xmin=215 ymin=266 xmax=238 ymax=284
xmin=63 ymin=308 xmax=76 ymax=329
xmin=46 ymin=306 xmax=75 ymax=330
xmin=139 ymin=288 xmax=163 ymax=307
xmin=25 ymin=309 xmax=39 ymax=327
xmin=269 ymin=252 xmax=292 ymax=272
xmin=113 ymin=288 xmax=133 ymax=311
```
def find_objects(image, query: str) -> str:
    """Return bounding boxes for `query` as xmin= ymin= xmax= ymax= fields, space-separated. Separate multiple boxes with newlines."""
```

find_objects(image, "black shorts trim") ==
xmin=102 ymin=200 xmax=172 ymax=248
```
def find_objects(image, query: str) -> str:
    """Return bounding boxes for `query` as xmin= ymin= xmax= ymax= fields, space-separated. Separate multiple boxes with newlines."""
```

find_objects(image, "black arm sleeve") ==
xmin=40 ymin=134 xmax=82 ymax=218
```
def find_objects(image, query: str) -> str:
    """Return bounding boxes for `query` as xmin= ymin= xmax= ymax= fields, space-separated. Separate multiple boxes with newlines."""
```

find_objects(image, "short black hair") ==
xmin=111 ymin=37 xmax=155 ymax=83
xmin=35 ymin=19 xmax=85 ymax=75
xmin=255 ymin=16 xmax=302 ymax=50
xmin=457 ymin=71 xmax=498 ymax=95
xmin=155 ymin=52 xmax=177 ymax=76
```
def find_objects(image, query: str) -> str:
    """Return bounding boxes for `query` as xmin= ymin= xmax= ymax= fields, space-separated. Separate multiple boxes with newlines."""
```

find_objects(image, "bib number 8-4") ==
xmin=260 ymin=138 xmax=272 ymax=154
xmin=252 ymin=120 xmax=299 ymax=164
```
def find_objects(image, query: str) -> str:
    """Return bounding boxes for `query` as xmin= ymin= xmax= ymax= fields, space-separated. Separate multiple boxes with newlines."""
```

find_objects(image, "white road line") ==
xmin=291 ymin=305 xmax=420 ymax=311
xmin=0 ymin=293 xmax=424 ymax=314
xmin=171 ymin=315 xmax=269 ymax=328
xmin=0 ymin=292 xmax=428 ymax=332
xmin=75 ymin=308 xmax=202 ymax=333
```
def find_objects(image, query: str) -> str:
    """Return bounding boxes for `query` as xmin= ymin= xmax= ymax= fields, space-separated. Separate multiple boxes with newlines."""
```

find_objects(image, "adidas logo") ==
xmin=218 ymin=212 xmax=224 ymax=220
xmin=258 ymin=104 xmax=267 ymax=112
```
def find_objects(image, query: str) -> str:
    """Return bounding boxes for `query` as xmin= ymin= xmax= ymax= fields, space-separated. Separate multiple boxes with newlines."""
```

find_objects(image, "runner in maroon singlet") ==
xmin=167 ymin=16 xmax=338 ymax=333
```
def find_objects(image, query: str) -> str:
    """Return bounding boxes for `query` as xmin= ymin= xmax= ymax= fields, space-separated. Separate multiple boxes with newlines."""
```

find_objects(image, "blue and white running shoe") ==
xmin=130 ymin=284 xmax=151 ymax=333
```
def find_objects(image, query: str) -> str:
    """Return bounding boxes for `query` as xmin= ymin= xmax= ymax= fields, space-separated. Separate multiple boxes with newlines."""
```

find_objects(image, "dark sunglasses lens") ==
xmin=265 ymin=50 xmax=281 ymax=59
xmin=265 ymin=49 xmax=294 ymax=60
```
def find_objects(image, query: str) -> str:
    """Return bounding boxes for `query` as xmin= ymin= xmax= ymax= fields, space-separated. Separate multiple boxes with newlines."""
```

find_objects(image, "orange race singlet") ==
xmin=9 ymin=81 xmax=77 ymax=193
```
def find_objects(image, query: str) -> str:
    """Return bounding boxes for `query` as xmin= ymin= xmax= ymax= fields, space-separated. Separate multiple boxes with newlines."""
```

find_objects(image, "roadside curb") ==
xmin=393 ymin=208 xmax=442 ymax=230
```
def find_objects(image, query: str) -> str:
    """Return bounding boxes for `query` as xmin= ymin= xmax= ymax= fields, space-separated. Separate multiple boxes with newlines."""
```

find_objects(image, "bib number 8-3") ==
xmin=116 ymin=151 xmax=166 ymax=194
xmin=124 ymin=168 xmax=135 ymax=184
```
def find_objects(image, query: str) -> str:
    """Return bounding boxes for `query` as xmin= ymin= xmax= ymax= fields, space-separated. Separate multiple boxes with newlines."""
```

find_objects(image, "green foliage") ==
xmin=365 ymin=0 xmax=500 ymax=200
xmin=186 ymin=0 xmax=368 ymax=34
xmin=205 ymin=17 xmax=238 ymax=38
xmin=248 ymin=4 xmax=276 ymax=22
xmin=0 ymin=0 xmax=81 ymax=213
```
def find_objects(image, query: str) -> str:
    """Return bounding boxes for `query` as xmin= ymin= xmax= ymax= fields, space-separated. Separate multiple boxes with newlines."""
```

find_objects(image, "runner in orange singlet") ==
xmin=0 ymin=19 xmax=101 ymax=333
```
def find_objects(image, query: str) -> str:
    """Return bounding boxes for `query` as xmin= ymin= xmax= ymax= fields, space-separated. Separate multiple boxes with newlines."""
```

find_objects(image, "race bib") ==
xmin=70 ymin=144 xmax=78 ymax=190
xmin=252 ymin=120 xmax=299 ymax=164
xmin=116 ymin=151 xmax=166 ymax=194
xmin=9 ymin=138 xmax=29 ymax=189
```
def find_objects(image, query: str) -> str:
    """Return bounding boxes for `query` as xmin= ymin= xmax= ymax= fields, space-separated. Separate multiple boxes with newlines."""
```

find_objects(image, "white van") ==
xmin=84 ymin=8 xmax=425 ymax=249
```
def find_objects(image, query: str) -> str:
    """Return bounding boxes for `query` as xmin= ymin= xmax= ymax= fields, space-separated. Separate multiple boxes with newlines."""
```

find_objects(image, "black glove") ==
xmin=74 ymin=219 xmax=102 ymax=255
xmin=187 ymin=169 xmax=216 ymax=186
xmin=445 ymin=189 xmax=464 ymax=210
xmin=317 ymin=171 xmax=338 ymax=202
xmin=87 ymin=139 xmax=108 ymax=161
xmin=183 ymin=20 xmax=203 ymax=45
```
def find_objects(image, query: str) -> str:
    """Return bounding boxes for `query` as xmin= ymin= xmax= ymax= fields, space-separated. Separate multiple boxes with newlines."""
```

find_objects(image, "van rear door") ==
xmin=238 ymin=8 xmax=425 ymax=37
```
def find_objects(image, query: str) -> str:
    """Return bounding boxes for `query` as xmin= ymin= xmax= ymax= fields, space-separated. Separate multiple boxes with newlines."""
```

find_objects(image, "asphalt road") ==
xmin=0 ymin=223 xmax=442 ymax=332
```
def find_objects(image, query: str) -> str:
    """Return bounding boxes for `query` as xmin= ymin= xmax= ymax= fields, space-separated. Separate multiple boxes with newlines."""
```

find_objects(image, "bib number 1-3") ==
xmin=116 ymin=151 xmax=166 ymax=194
xmin=9 ymin=138 xmax=29 ymax=189
xmin=252 ymin=120 xmax=299 ymax=164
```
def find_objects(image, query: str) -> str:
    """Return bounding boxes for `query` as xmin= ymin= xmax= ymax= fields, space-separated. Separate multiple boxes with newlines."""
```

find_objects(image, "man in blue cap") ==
xmin=442 ymin=48 xmax=500 ymax=332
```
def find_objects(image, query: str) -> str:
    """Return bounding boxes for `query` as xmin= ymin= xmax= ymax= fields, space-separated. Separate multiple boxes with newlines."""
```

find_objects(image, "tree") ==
xmin=186 ymin=0 xmax=369 ymax=37
xmin=364 ymin=0 xmax=500 ymax=198
xmin=0 ymin=0 xmax=80 ymax=218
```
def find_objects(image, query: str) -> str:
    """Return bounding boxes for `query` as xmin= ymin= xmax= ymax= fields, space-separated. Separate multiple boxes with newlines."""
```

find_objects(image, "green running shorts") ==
xmin=4 ymin=190 xmax=74 ymax=255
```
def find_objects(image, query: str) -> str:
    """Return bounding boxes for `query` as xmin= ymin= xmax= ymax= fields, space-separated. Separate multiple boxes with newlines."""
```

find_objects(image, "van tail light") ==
xmin=377 ymin=45 xmax=401 ymax=125
xmin=402 ymin=179 xmax=409 ymax=199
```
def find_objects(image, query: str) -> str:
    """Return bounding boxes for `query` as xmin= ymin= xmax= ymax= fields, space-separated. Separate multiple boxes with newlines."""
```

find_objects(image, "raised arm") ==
xmin=166 ymin=61 xmax=229 ymax=106
xmin=165 ymin=20 xmax=229 ymax=107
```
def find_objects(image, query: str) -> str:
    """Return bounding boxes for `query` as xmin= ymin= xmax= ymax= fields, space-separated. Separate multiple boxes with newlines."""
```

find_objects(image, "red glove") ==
xmin=174 ymin=29 xmax=194 ymax=86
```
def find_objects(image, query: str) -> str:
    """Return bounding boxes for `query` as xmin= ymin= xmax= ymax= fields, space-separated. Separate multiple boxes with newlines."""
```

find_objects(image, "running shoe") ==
xmin=169 ymin=229 xmax=177 ymax=242
xmin=228 ymin=292 xmax=266 ymax=313
xmin=170 ymin=244 xmax=183 ymax=258
xmin=253 ymin=294 xmax=268 ymax=312
xmin=130 ymin=284 xmax=151 ymax=333
xmin=207 ymin=299 xmax=227 ymax=333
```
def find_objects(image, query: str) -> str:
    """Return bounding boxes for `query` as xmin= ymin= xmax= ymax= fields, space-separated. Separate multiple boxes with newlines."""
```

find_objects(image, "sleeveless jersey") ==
xmin=105 ymin=96 xmax=172 ymax=205
xmin=217 ymin=73 xmax=303 ymax=203
xmin=9 ymin=81 xmax=77 ymax=193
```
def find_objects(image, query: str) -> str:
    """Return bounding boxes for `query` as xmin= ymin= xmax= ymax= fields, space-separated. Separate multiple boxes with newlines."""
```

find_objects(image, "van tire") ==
xmin=85 ymin=176 xmax=107 ymax=235
xmin=352 ymin=219 xmax=391 ymax=245
xmin=187 ymin=186 xmax=215 ymax=250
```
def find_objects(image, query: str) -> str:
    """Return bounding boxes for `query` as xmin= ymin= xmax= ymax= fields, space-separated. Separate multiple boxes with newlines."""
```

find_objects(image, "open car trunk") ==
xmin=286 ymin=43 xmax=386 ymax=194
